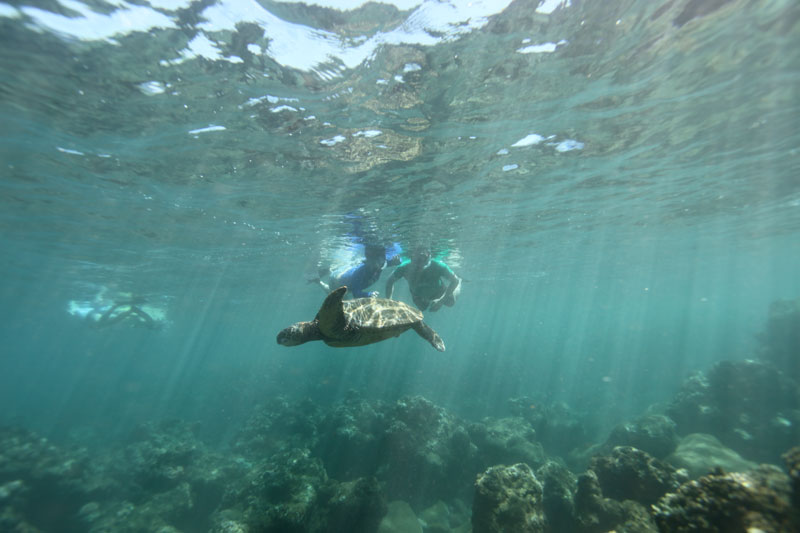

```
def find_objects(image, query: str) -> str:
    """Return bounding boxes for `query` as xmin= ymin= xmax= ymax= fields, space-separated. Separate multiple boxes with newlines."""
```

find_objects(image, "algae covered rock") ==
xmin=381 ymin=396 xmax=476 ymax=506
xmin=217 ymin=447 xmax=386 ymax=533
xmin=0 ymin=426 xmax=100 ymax=532
xmin=666 ymin=433 xmax=757 ymax=479
xmin=326 ymin=476 xmax=387 ymax=532
xmin=508 ymin=398 xmax=592 ymax=455
xmin=604 ymin=414 xmax=679 ymax=459
xmin=782 ymin=446 xmax=800 ymax=518
xmin=589 ymin=446 xmax=685 ymax=506
xmin=472 ymin=463 xmax=545 ymax=533
xmin=573 ymin=469 xmax=657 ymax=533
xmin=653 ymin=465 xmax=797 ymax=532
xmin=666 ymin=359 xmax=800 ymax=463
xmin=232 ymin=397 xmax=320 ymax=459
xmin=315 ymin=393 xmax=386 ymax=480
xmin=535 ymin=461 xmax=577 ymax=532
xmin=469 ymin=417 xmax=546 ymax=472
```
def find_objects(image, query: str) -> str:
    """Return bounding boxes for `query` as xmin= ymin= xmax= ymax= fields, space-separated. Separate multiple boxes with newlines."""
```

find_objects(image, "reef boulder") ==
xmin=589 ymin=446 xmax=685 ymax=507
xmin=604 ymin=414 xmax=679 ymax=459
xmin=653 ymin=465 xmax=797 ymax=532
xmin=666 ymin=359 xmax=800 ymax=463
xmin=665 ymin=433 xmax=757 ymax=479
xmin=472 ymin=463 xmax=545 ymax=533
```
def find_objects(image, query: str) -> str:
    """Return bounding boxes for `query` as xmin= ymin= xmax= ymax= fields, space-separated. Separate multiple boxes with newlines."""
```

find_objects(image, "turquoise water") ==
xmin=1 ymin=0 xmax=799 ymax=474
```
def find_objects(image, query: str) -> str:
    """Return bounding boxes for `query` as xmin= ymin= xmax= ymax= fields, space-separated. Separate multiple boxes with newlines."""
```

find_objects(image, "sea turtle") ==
xmin=277 ymin=286 xmax=445 ymax=351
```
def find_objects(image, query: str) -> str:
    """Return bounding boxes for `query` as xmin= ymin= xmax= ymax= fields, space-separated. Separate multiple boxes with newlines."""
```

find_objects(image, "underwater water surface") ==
xmin=1 ymin=0 xmax=799 ymax=531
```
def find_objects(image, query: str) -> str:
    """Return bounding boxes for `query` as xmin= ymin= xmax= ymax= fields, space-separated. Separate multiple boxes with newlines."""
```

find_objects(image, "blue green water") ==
xmin=1 ymin=0 xmax=799 ymax=454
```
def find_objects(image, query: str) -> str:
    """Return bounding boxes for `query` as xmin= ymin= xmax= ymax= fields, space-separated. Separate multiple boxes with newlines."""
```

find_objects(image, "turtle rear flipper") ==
xmin=318 ymin=286 xmax=348 ymax=337
xmin=412 ymin=321 xmax=445 ymax=352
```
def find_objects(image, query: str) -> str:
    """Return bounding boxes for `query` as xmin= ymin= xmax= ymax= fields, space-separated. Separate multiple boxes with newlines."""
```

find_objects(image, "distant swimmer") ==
xmin=68 ymin=292 xmax=165 ymax=329
xmin=385 ymin=247 xmax=461 ymax=312
xmin=92 ymin=298 xmax=158 ymax=329
xmin=277 ymin=286 xmax=445 ymax=351
xmin=315 ymin=243 xmax=400 ymax=298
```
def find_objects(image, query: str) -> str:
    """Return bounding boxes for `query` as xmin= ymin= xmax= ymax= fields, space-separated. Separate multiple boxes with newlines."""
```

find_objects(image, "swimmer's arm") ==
xmin=384 ymin=268 xmax=402 ymax=299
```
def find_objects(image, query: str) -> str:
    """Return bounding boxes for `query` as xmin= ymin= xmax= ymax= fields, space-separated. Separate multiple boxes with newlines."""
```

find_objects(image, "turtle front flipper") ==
xmin=318 ymin=286 xmax=348 ymax=338
xmin=412 ymin=321 xmax=445 ymax=352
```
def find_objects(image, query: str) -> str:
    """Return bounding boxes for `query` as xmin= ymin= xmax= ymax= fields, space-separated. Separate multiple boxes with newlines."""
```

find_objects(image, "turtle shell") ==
xmin=343 ymin=297 xmax=423 ymax=329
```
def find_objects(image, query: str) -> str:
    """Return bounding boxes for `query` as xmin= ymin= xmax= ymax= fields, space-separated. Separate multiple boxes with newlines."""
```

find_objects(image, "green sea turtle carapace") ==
xmin=277 ymin=286 xmax=445 ymax=351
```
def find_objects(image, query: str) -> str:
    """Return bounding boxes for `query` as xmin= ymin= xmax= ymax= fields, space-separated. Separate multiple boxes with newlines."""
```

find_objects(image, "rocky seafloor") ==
xmin=2 ymin=298 xmax=799 ymax=533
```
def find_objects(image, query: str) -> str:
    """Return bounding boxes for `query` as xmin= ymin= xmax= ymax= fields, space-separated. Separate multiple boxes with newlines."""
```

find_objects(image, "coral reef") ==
xmin=535 ymin=460 xmax=577 ymax=532
xmin=573 ymin=469 xmax=658 ymax=533
xmin=589 ymin=446 xmax=686 ymax=506
xmin=232 ymin=396 xmax=320 ymax=458
xmin=782 ymin=446 xmax=800 ymax=522
xmin=666 ymin=359 xmax=800 ymax=463
xmin=214 ymin=447 xmax=386 ymax=532
xmin=0 ymin=426 xmax=98 ymax=532
xmin=468 ymin=417 xmax=546 ymax=471
xmin=508 ymin=398 xmax=594 ymax=455
xmin=757 ymin=297 xmax=800 ymax=376
xmin=314 ymin=392 xmax=386 ymax=480
xmin=604 ymin=414 xmax=679 ymax=459
xmin=653 ymin=465 xmax=797 ymax=532
xmin=472 ymin=463 xmax=545 ymax=533
xmin=2 ymin=382 xmax=797 ymax=533
xmin=380 ymin=396 xmax=477 ymax=507
xmin=85 ymin=421 xmax=244 ymax=532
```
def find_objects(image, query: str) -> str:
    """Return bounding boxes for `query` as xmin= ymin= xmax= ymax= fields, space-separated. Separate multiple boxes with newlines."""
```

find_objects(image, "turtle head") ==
xmin=277 ymin=321 xmax=321 ymax=347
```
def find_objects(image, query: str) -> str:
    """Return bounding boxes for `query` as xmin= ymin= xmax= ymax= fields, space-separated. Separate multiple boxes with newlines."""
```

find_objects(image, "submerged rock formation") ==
xmin=665 ymin=433 xmax=757 ymax=479
xmin=666 ymin=359 xmax=800 ymax=463
xmin=653 ymin=465 xmax=797 ymax=532
xmin=472 ymin=463 xmax=545 ymax=533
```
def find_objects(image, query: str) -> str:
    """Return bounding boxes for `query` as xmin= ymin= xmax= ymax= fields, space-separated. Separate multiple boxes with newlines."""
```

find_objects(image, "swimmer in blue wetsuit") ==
xmin=317 ymin=244 xmax=398 ymax=298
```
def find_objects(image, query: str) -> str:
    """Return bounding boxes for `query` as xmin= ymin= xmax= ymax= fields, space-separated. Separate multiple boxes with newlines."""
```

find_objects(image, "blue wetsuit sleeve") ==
xmin=338 ymin=265 xmax=371 ymax=297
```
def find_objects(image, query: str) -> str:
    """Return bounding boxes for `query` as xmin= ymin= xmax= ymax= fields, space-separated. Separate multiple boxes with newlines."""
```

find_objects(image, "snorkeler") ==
xmin=385 ymin=247 xmax=461 ymax=312
xmin=92 ymin=298 xmax=158 ymax=329
xmin=316 ymin=244 xmax=399 ymax=298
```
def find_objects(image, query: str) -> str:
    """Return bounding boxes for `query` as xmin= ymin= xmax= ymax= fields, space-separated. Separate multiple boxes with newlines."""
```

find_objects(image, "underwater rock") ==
xmin=604 ymin=414 xmax=679 ymax=459
xmin=573 ymin=469 xmax=657 ymax=533
xmin=0 ymin=426 xmax=99 ymax=532
xmin=508 ymin=398 xmax=593 ymax=455
xmin=589 ymin=446 xmax=685 ymax=507
xmin=326 ymin=476 xmax=387 ymax=533
xmin=378 ymin=500 xmax=422 ymax=533
xmin=653 ymin=465 xmax=797 ymax=532
xmin=418 ymin=499 xmax=471 ymax=533
xmin=418 ymin=500 xmax=450 ymax=533
xmin=381 ymin=396 xmax=477 ymax=507
xmin=217 ymin=447 xmax=386 ymax=533
xmin=469 ymin=417 xmax=546 ymax=472
xmin=471 ymin=463 xmax=545 ymax=533
xmin=315 ymin=392 xmax=386 ymax=480
xmin=783 ymin=446 xmax=800 ymax=513
xmin=666 ymin=359 xmax=800 ymax=463
xmin=85 ymin=421 xmax=243 ymax=532
xmin=123 ymin=420 xmax=201 ymax=493
xmin=757 ymin=297 xmax=800 ymax=377
xmin=665 ymin=433 xmax=757 ymax=479
xmin=232 ymin=396 xmax=320 ymax=459
xmin=535 ymin=460 xmax=578 ymax=532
